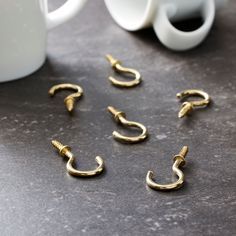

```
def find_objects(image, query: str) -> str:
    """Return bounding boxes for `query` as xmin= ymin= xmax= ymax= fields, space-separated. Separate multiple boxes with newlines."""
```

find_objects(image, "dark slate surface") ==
xmin=0 ymin=1 xmax=235 ymax=236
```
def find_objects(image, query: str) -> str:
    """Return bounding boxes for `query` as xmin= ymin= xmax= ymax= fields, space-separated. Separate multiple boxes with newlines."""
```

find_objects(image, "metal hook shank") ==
xmin=176 ymin=89 xmax=210 ymax=118
xmin=49 ymin=83 xmax=83 ymax=112
xmin=108 ymin=106 xmax=148 ymax=143
xmin=146 ymin=146 xmax=188 ymax=191
xmin=106 ymin=54 xmax=141 ymax=88
xmin=52 ymin=140 xmax=104 ymax=177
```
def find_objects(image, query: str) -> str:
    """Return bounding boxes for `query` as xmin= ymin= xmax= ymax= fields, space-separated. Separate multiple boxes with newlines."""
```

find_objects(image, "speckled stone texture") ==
xmin=0 ymin=1 xmax=235 ymax=236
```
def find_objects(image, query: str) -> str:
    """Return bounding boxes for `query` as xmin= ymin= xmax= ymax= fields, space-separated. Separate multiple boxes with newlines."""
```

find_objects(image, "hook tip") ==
xmin=176 ymin=92 xmax=182 ymax=99
xmin=48 ymin=90 xmax=54 ymax=96
xmin=147 ymin=170 xmax=154 ymax=178
xmin=95 ymin=156 xmax=104 ymax=166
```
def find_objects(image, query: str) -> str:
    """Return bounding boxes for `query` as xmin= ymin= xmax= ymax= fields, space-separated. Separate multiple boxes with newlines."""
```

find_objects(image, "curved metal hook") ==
xmin=51 ymin=140 xmax=104 ymax=177
xmin=176 ymin=89 xmax=210 ymax=118
xmin=146 ymin=146 xmax=188 ymax=191
xmin=108 ymin=106 xmax=148 ymax=143
xmin=106 ymin=54 xmax=141 ymax=88
xmin=49 ymin=83 xmax=83 ymax=112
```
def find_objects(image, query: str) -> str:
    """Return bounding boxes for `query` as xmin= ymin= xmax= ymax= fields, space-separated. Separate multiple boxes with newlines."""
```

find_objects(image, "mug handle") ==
xmin=46 ymin=0 xmax=87 ymax=30
xmin=153 ymin=0 xmax=215 ymax=51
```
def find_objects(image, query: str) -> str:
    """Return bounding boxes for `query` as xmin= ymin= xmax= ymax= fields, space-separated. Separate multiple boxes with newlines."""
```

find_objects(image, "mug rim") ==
xmin=104 ymin=0 xmax=155 ymax=31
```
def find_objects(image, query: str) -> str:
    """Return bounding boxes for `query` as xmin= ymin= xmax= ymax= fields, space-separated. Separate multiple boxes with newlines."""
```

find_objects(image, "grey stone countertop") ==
xmin=0 ymin=1 xmax=235 ymax=236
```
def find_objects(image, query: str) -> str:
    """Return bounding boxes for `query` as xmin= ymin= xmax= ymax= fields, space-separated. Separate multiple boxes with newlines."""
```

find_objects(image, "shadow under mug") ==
xmin=104 ymin=0 xmax=227 ymax=51
xmin=0 ymin=0 xmax=87 ymax=82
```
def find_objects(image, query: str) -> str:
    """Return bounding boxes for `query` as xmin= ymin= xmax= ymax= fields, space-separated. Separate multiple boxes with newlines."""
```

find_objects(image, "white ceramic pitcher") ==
xmin=0 ymin=0 xmax=87 ymax=82
xmin=104 ymin=0 xmax=227 ymax=51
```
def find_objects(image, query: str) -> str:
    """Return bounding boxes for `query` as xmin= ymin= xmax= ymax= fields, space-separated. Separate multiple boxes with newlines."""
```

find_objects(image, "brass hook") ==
xmin=49 ymin=83 xmax=83 ymax=112
xmin=176 ymin=89 xmax=210 ymax=118
xmin=106 ymin=54 xmax=141 ymax=87
xmin=146 ymin=146 xmax=188 ymax=191
xmin=107 ymin=106 xmax=148 ymax=143
xmin=51 ymin=140 xmax=104 ymax=177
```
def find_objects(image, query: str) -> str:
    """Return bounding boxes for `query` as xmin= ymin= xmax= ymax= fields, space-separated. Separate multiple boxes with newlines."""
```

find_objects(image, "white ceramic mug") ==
xmin=0 ymin=0 xmax=87 ymax=82
xmin=104 ymin=0 xmax=227 ymax=51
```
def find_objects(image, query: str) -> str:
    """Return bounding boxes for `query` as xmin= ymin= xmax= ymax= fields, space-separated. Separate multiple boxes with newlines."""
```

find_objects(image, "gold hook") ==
xmin=51 ymin=140 xmax=104 ymax=177
xmin=176 ymin=89 xmax=210 ymax=118
xmin=146 ymin=146 xmax=188 ymax=191
xmin=106 ymin=54 xmax=141 ymax=88
xmin=49 ymin=83 xmax=83 ymax=112
xmin=107 ymin=106 xmax=148 ymax=143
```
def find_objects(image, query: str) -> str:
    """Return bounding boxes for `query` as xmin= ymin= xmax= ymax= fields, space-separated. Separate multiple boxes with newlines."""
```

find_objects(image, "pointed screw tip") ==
xmin=51 ymin=140 xmax=64 ymax=151
xmin=107 ymin=106 xmax=116 ymax=114
xmin=51 ymin=140 xmax=58 ymax=145
xmin=178 ymin=112 xmax=184 ymax=118
xmin=180 ymin=146 xmax=188 ymax=158
xmin=105 ymin=54 xmax=114 ymax=62
xmin=67 ymin=106 xmax=74 ymax=112
xmin=65 ymin=99 xmax=74 ymax=112
xmin=105 ymin=54 xmax=112 ymax=59
xmin=107 ymin=105 xmax=115 ymax=109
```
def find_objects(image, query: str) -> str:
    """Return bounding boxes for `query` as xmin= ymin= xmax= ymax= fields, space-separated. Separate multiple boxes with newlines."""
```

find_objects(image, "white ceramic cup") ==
xmin=104 ymin=0 xmax=226 ymax=51
xmin=0 ymin=0 xmax=87 ymax=82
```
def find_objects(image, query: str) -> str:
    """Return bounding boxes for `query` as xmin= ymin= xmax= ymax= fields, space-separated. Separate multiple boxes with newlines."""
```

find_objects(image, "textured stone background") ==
xmin=0 ymin=1 xmax=235 ymax=235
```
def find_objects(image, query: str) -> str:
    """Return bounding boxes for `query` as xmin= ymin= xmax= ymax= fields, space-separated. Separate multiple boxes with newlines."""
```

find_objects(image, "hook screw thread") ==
xmin=179 ymin=146 xmax=188 ymax=157
xmin=107 ymin=106 xmax=126 ymax=122
xmin=173 ymin=146 xmax=188 ymax=167
xmin=106 ymin=54 xmax=120 ymax=68
xmin=52 ymin=140 xmax=71 ymax=157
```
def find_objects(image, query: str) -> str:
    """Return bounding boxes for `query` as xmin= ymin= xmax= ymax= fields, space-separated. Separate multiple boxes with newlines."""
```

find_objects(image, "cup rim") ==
xmin=104 ymin=0 xmax=155 ymax=31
